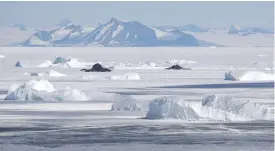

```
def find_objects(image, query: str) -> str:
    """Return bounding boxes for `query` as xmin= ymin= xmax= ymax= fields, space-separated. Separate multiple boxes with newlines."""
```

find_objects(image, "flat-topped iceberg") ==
xmin=145 ymin=96 xmax=199 ymax=120
xmin=145 ymin=95 xmax=270 ymax=121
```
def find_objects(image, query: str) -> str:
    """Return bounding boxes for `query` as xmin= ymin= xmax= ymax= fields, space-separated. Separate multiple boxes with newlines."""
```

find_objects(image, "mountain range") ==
xmin=1 ymin=18 xmax=273 ymax=47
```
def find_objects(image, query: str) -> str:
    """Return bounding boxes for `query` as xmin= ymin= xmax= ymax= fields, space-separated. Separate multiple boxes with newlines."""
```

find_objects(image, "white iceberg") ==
xmin=202 ymin=94 xmax=270 ymax=120
xmin=145 ymin=96 xmax=200 ymax=120
xmin=239 ymin=71 xmax=274 ymax=81
xmin=5 ymin=79 xmax=88 ymax=101
xmin=225 ymin=71 xmax=274 ymax=81
xmin=145 ymin=95 xmax=270 ymax=121
xmin=0 ymin=55 xmax=5 ymax=58
xmin=5 ymin=79 xmax=56 ymax=100
xmin=111 ymin=95 xmax=141 ymax=111
xmin=109 ymin=73 xmax=140 ymax=80
xmin=55 ymin=87 xmax=89 ymax=101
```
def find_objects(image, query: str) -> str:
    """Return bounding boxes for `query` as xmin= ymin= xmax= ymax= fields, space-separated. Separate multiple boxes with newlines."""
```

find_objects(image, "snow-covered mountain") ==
xmin=81 ymin=18 xmax=158 ymax=46
xmin=22 ymin=18 xmax=212 ymax=47
xmin=23 ymin=20 xmax=94 ymax=46
xmin=2 ymin=18 xmax=271 ymax=47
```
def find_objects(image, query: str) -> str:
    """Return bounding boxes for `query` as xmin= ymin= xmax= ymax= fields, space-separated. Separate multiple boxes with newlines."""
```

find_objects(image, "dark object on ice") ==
xmin=165 ymin=64 xmax=191 ymax=70
xmin=80 ymin=63 xmax=112 ymax=72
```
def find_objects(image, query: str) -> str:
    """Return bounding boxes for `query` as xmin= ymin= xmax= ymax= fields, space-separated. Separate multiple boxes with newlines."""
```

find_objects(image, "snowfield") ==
xmin=0 ymin=47 xmax=273 ymax=151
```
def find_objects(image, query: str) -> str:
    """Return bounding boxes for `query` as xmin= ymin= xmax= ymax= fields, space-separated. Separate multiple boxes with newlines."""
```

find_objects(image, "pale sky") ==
xmin=0 ymin=1 xmax=274 ymax=28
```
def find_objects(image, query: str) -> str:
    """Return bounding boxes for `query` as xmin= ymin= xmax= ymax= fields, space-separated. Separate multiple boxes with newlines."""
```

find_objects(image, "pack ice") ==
xmin=5 ymin=79 xmax=88 ymax=101
xmin=145 ymin=95 xmax=270 ymax=121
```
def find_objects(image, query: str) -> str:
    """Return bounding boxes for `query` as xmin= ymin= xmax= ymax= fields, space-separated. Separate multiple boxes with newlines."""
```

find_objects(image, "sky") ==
xmin=0 ymin=1 xmax=274 ymax=28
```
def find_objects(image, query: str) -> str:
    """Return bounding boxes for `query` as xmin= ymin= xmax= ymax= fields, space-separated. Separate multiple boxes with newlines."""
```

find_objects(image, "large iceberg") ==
xmin=111 ymin=95 xmax=141 ymax=111
xmin=145 ymin=96 xmax=200 ymax=120
xmin=5 ymin=79 xmax=88 ymax=101
xmin=145 ymin=95 xmax=270 ymax=121
xmin=202 ymin=94 xmax=270 ymax=120
xmin=5 ymin=79 xmax=56 ymax=100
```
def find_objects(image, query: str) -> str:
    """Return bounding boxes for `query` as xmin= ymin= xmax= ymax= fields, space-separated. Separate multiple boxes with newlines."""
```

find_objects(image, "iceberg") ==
xmin=109 ymin=73 xmax=140 ymax=80
xmin=111 ymin=95 xmax=141 ymax=111
xmin=5 ymin=79 xmax=88 ymax=101
xmin=145 ymin=96 xmax=199 ymax=120
xmin=202 ymin=94 xmax=270 ymax=120
xmin=145 ymin=95 xmax=271 ymax=121
xmin=225 ymin=71 xmax=274 ymax=81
